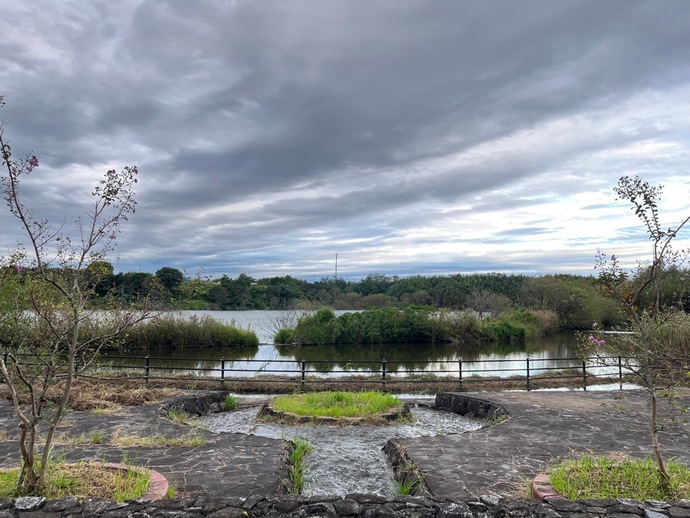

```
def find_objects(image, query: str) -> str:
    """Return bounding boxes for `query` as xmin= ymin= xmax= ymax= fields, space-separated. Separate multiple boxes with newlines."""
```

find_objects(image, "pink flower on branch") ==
xmin=587 ymin=335 xmax=606 ymax=348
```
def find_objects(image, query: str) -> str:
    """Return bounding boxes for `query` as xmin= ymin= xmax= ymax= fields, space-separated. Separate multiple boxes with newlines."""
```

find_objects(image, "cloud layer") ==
xmin=2 ymin=1 xmax=689 ymax=279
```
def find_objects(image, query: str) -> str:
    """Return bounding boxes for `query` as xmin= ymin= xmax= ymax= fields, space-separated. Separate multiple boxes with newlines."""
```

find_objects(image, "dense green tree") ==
xmin=220 ymin=273 xmax=256 ymax=309
xmin=113 ymin=272 xmax=154 ymax=301
xmin=354 ymin=274 xmax=396 ymax=296
xmin=155 ymin=266 xmax=184 ymax=293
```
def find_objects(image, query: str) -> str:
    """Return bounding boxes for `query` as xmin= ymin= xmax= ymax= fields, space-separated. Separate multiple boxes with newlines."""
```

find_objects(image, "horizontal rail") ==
xmin=74 ymin=353 xmax=667 ymax=391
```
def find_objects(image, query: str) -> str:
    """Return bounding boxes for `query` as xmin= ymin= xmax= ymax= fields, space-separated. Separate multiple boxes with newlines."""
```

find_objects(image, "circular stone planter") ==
xmin=256 ymin=400 xmax=412 ymax=425
xmin=99 ymin=463 xmax=169 ymax=501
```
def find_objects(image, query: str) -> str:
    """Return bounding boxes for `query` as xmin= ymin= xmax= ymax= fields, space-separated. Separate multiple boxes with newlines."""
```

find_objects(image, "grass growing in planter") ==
xmin=271 ymin=391 xmax=401 ymax=419
xmin=395 ymin=476 xmax=419 ymax=496
xmin=0 ymin=460 xmax=150 ymax=501
xmin=224 ymin=394 xmax=238 ymax=411
xmin=288 ymin=437 xmax=313 ymax=494
xmin=548 ymin=454 xmax=690 ymax=500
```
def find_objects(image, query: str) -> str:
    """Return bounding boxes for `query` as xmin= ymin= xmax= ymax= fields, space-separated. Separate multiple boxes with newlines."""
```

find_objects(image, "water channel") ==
xmin=197 ymin=396 xmax=482 ymax=497
xmin=103 ymin=310 xmax=585 ymax=379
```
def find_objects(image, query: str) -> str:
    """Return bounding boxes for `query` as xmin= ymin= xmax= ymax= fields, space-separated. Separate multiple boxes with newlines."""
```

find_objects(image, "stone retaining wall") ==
xmin=8 ymin=493 xmax=690 ymax=517
xmin=159 ymin=391 xmax=229 ymax=417
xmin=434 ymin=393 xmax=509 ymax=421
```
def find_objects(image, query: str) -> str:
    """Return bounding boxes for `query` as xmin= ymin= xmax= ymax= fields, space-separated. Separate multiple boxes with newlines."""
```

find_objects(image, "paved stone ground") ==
xmin=0 ymin=394 xmax=286 ymax=497
xmin=396 ymin=390 xmax=690 ymax=499
xmin=0 ymin=390 xmax=688 ymax=500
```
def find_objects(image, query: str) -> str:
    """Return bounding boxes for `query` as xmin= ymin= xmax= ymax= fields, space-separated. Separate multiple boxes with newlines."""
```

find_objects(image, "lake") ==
xmin=101 ymin=310 xmax=589 ymax=379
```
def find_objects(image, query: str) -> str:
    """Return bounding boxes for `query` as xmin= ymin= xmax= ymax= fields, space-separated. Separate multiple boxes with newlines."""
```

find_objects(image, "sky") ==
xmin=1 ymin=1 xmax=690 ymax=281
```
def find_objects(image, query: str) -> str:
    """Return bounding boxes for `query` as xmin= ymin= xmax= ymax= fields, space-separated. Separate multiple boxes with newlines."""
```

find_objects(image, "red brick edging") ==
xmin=532 ymin=473 xmax=564 ymax=500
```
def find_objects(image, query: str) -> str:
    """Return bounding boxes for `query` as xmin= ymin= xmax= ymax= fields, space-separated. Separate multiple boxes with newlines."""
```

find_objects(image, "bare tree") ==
xmin=0 ymin=96 xmax=154 ymax=494
xmin=586 ymin=175 xmax=690 ymax=489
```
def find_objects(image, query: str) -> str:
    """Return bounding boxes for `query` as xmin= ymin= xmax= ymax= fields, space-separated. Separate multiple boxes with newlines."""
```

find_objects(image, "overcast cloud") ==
xmin=1 ymin=0 xmax=689 ymax=280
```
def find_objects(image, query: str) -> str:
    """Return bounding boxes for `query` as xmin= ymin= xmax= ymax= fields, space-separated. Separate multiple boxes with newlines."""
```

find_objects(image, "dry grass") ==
xmin=111 ymin=428 xmax=207 ymax=447
xmin=0 ymin=378 xmax=183 ymax=412
xmin=0 ymin=372 xmax=629 ymax=416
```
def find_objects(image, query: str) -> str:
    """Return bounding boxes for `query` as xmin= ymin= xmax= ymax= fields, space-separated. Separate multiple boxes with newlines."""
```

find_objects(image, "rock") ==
xmin=332 ymin=499 xmax=360 ymax=516
xmin=14 ymin=496 xmax=46 ymax=511
xmin=436 ymin=500 xmax=474 ymax=518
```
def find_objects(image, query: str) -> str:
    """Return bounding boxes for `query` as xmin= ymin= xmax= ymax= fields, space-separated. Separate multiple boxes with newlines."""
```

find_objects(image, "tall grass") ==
xmin=121 ymin=314 xmax=259 ymax=349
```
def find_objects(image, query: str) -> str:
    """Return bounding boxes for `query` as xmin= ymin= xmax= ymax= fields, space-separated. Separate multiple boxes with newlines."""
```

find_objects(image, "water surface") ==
xmin=198 ymin=397 xmax=481 ymax=496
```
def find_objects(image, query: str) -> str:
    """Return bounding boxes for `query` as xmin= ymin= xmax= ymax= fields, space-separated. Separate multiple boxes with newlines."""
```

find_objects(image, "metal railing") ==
xmin=89 ymin=354 xmax=641 ymax=391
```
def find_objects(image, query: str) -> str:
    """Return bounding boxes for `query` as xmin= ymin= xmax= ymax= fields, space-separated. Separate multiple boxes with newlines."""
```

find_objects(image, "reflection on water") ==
xmin=100 ymin=309 xmax=586 ymax=379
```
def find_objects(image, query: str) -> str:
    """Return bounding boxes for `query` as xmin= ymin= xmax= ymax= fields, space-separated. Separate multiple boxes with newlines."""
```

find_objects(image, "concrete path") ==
xmin=396 ymin=390 xmax=690 ymax=499
xmin=0 ymin=389 xmax=688 ymax=500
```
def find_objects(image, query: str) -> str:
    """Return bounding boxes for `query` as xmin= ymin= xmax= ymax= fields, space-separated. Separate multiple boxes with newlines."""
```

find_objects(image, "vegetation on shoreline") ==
xmin=0 ymin=313 xmax=258 ymax=353
xmin=274 ymin=307 xmax=559 ymax=346
xmin=119 ymin=314 xmax=259 ymax=350
xmin=13 ymin=265 xmax=674 ymax=332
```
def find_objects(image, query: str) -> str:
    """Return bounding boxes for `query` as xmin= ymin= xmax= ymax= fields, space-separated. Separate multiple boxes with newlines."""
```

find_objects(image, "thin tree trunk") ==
xmin=650 ymin=392 xmax=671 ymax=489
xmin=38 ymin=311 xmax=79 ymax=486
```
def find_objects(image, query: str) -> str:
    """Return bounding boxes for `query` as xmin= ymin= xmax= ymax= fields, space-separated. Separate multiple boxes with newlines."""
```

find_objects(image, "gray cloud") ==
xmin=2 ymin=0 xmax=690 ymax=279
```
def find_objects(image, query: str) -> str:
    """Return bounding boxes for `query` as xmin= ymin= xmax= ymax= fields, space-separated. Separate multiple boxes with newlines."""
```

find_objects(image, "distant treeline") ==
xmin=6 ymin=262 xmax=690 ymax=331
xmin=86 ymin=263 xmax=690 ymax=331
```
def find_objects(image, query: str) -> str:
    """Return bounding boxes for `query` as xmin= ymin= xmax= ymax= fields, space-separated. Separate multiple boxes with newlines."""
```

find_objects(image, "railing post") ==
xmin=220 ymin=358 xmax=225 ymax=385
xmin=301 ymin=360 xmax=306 ymax=390
xmin=582 ymin=360 xmax=587 ymax=391
xmin=618 ymin=356 xmax=623 ymax=390
xmin=458 ymin=359 xmax=463 ymax=391
xmin=526 ymin=357 xmax=530 ymax=391
xmin=145 ymin=355 xmax=150 ymax=385
xmin=382 ymin=359 xmax=387 ymax=390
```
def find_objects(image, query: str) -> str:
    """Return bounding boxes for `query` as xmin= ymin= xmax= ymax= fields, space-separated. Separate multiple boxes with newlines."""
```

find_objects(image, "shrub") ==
xmin=274 ymin=328 xmax=295 ymax=344
xmin=485 ymin=319 xmax=526 ymax=342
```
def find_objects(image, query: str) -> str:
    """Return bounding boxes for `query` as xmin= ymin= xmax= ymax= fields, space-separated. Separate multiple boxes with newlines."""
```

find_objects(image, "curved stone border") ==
xmin=159 ymin=391 xmax=230 ymax=417
xmin=384 ymin=440 xmax=434 ymax=497
xmin=100 ymin=462 xmax=169 ymax=501
xmin=434 ymin=392 xmax=510 ymax=421
xmin=382 ymin=393 xmax=511 ymax=498
xmin=256 ymin=399 xmax=412 ymax=425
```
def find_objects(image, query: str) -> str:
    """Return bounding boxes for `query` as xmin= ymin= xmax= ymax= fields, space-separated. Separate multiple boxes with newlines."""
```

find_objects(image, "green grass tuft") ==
xmin=548 ymin=454 xmax=690 ymax=500
xmin=271 ymin=391 xmax=401 ymax=419
xmin=166 ymin=407 xmax=190 ymax=423
xmin=288 ymin=437 xmax=313 ymax=494
xmin=224 ymin=394 xmax=238 ymax=411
